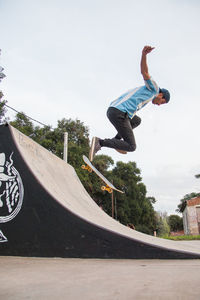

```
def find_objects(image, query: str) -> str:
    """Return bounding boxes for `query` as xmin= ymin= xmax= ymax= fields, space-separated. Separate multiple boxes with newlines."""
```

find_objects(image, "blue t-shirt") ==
xmin=109 ymin=77 xmax=159 ymax=119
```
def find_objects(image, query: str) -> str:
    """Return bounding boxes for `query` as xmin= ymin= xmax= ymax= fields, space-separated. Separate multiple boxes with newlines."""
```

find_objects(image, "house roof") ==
xmin=187 ymin=197 xmax=200 ymax=207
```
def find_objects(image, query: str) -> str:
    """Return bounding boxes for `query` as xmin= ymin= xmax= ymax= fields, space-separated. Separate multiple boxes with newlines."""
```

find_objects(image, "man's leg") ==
xmin=100 ymin=107 xmax=136 ymax=152
xmin=114 ymin=115 xmax=141 ymax=140
xmin=131 ymin=115 xmax=141 ymax=129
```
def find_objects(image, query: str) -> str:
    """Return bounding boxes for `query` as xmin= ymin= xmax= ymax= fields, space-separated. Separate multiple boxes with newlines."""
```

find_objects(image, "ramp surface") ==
xmin=0 ymin=124 xmax=200 ymax=259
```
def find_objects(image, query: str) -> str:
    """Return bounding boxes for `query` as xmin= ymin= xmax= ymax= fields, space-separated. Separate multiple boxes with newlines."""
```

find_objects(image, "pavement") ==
xmin=1 ymin=253 xmax=200 ymax=300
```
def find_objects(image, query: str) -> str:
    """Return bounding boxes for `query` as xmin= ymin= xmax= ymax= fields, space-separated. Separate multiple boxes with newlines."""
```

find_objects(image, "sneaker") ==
xmin=89 ymin=137 xmax=101 ymax=161
xmin=115 ymin=149 xmax=127 ymax=154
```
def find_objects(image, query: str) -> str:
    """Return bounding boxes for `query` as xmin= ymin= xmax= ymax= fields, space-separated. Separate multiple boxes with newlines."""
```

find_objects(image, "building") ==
xmin=183 ymin=197 xmax=200 ymax=235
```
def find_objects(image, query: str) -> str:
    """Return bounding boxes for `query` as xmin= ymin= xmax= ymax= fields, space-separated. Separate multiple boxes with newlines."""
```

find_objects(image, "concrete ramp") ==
xmin=0 ymin=124 xmax=200 ymax=259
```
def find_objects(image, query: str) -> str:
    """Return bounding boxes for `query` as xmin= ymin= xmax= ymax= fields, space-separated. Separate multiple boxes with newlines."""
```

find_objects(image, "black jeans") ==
xmin=101 ymin=107 xmax=141 ymax=152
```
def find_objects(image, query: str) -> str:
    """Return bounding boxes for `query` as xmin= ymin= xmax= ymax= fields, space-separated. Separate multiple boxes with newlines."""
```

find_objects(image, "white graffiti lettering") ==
xmin=0 ymin=152 xmax=24 ymax=242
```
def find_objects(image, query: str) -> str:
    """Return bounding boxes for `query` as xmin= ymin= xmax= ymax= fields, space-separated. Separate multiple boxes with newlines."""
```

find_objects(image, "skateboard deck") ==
xmin=82 ymin=155 xmax=124 ymax=194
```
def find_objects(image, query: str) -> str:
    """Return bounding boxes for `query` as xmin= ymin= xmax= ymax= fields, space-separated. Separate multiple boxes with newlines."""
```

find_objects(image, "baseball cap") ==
xmin=159 ymin=88 xmax=170 ymax=103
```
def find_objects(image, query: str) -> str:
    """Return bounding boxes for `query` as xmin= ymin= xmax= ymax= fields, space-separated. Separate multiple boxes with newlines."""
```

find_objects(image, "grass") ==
xmin=161 ymin=235 xmax=200 ymax=241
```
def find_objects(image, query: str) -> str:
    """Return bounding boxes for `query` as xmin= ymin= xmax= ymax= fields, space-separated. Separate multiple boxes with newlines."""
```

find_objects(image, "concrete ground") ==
xmin=1 ymin=253 xmax=200 ymax=300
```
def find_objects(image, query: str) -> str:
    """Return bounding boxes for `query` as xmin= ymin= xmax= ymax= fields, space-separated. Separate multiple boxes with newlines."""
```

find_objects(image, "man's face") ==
xmin=152 ymin=93 xmax=166 ymax=105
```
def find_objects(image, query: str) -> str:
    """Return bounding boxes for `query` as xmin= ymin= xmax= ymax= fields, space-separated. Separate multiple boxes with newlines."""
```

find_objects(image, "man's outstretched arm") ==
xmin=140 ymin=46 xmax=155 ymax=80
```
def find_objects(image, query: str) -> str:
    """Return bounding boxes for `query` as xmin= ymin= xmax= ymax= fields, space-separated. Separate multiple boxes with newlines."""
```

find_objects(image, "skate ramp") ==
xmin=0 ymin=124 xmax=200 ymax=259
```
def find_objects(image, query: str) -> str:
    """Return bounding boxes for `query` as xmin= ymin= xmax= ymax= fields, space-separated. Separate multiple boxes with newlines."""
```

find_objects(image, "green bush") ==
xmin=161 ymin=235 xmax=200 ymax=241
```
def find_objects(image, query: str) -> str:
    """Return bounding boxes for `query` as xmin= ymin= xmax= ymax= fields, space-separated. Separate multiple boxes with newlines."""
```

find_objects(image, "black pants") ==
xmin=101 ymin=107 xmax=141 ymax=152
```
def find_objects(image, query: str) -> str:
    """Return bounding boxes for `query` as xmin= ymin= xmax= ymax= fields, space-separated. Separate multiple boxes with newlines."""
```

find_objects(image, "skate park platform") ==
xmin=1 ymin=256 xmax=200 ymax=300
xmin=0 ymin=124 xmax=200 ymax=259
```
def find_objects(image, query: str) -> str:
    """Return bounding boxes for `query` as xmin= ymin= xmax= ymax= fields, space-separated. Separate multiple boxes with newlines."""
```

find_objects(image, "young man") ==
xmin=89 ymin=46 xmax=170 ymax=161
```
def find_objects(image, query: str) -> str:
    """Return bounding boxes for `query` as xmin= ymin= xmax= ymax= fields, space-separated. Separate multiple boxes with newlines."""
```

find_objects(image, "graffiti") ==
xmin=0 ymin=230 xmax=7 ymax=242
xmin=0 ymin=152 xmax=24 ymax=242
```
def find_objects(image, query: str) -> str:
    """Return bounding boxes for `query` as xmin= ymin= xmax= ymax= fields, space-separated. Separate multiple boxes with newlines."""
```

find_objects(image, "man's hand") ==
xmin=141 ymin=46 xmax=155 ymax=80
xmin=142 ymin=46 xmax=155 ymax=55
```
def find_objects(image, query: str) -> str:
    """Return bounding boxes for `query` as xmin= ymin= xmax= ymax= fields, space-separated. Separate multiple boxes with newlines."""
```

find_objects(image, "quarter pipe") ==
xmin=0 ymin=124 xmax=200 ymax=259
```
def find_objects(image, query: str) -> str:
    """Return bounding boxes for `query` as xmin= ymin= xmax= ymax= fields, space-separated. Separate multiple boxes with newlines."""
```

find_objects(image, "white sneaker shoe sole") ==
xmin=89 ymin=137 xmax=96 ymax=161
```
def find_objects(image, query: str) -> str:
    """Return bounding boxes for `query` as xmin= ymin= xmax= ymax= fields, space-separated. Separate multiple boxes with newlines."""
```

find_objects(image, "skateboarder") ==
xmin=89 ymin=46 xmax=170 ymax=161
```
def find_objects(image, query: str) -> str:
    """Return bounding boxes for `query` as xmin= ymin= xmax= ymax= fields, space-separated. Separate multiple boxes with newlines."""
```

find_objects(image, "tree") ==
xmin=108 ymin=161 xmax=157 ymax=234
xmin=10 ymin=114 xmax=90 ymax=169
xmin=155 ymin=211 xmax=170 ymax=237
xmin=0 ymin=92 xmax=8 ymax=124
xmin=168 ymin=215 xmax=183 ymax=232
xmin=10 ymin=112 xmax=35 ymax=136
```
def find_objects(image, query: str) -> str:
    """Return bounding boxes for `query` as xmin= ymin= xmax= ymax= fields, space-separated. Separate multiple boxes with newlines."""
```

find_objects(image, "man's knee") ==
xmin=128 ymin=144 xmax=136 ymax=152
xmin=132 ymin=115 xmax=141 ymax=129
xmin=137 ymin=117 xmax=141 ymax=126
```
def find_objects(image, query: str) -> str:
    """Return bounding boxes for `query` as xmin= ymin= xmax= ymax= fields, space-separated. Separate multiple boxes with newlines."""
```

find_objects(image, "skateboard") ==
xmin=82 ymin=155 xmax=124 ymax=194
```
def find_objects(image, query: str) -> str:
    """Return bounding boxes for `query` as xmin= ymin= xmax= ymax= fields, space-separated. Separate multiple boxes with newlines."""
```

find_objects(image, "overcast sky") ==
xmin=0 ymin=0 xmax=200 ymax=215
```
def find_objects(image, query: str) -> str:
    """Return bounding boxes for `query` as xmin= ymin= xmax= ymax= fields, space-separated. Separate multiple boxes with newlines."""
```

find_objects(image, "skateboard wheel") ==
xmin=81 ymin=164 xmax=92 ymax=173
xmin=101 ymin=186 xmax=106 ymax=191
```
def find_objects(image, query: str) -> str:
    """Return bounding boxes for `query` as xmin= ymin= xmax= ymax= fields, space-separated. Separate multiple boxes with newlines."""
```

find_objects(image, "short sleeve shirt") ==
xmin=109 ymin=77 xmax=159 ymax=119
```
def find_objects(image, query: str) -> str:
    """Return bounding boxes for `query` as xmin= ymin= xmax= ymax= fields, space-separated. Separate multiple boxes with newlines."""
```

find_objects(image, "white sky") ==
xmin=0 ymin=0 xmax=200 ymax=215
